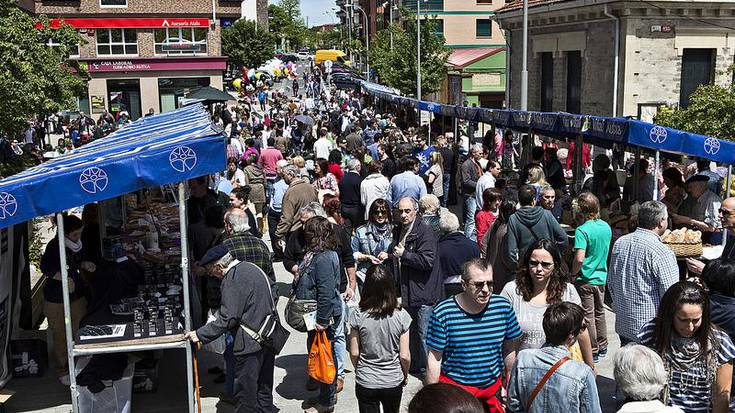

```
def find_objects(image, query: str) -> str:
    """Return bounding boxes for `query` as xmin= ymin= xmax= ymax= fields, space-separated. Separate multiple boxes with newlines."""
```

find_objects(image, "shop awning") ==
xmin=0 ymin=104 xmax=226 ymax=230
xmin=448 ymin=47 xmax=505 ymax=69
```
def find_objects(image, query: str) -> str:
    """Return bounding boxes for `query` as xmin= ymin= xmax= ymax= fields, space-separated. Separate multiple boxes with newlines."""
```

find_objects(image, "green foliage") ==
xmin=655 ymin=84 xmax=735 ymax=141
xmin=222 ymin=19 xmax=277 ymax=70
xmin=369 ymin=14 xmax=450 ymax=97
xmin=0 ymin=0 xmax=87 ymax=138
xmin=268 ymin=3 xmax=309 ymax=51
xmin=314 ymin=28 xmax=343 ymax=50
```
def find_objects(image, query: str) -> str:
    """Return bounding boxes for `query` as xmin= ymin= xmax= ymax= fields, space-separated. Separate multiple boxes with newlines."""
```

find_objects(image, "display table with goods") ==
xmin=0 ymin=104 xmax=226 ymax=413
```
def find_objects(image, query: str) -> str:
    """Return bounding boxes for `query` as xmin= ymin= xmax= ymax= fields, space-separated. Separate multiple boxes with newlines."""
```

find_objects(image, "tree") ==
xmin=222 ymin=19 xmax=277 ymax=70
xmin=279 ymin=0 xmax=301 ymax=20
xmin=0 ymin=0 xmax=87 ymax=139
xmin=655 ymin=84 xmax=735 ymax=141
xmin=369 ymin=14 xmax=450 ymax=97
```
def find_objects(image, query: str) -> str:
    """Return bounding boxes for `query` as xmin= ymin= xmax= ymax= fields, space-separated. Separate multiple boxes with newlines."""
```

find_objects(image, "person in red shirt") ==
xmin=475 ymin=188 xmax=502 ymax=249
xmin=328 ymin=149 xmax=345 ymax=182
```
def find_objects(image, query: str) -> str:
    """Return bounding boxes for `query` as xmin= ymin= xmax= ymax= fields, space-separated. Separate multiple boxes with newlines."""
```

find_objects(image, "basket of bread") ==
xmin=661 ymin=228 xmax=703 ymax=258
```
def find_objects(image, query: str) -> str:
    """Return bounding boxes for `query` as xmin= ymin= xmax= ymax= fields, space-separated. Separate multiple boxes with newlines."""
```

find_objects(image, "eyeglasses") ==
xmin=720 ymin=208 xmax=735 ymax=218
xmin=528 ymin=259 xmax=554 ymax=270
xmin=467 ymin=280 xmax=494 ymax=290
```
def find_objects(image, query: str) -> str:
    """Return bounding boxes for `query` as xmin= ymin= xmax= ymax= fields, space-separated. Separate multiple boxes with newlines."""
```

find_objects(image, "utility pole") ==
xmin=417 ymin=0 xmax=421 ymax=100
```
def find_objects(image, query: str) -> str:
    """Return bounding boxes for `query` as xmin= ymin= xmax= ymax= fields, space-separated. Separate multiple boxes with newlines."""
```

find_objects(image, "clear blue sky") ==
xmin=268 ymin=0 xmax=337 ymax=27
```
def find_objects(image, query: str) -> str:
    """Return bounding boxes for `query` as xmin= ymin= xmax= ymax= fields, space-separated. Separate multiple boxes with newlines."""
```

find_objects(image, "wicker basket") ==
xmin=664 ymin=242 xmax=703 ymax=258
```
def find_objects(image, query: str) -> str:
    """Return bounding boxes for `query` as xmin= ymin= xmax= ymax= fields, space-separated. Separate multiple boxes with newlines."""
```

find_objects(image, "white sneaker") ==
xmin=58 ymin=374 xmax=70 ymax=386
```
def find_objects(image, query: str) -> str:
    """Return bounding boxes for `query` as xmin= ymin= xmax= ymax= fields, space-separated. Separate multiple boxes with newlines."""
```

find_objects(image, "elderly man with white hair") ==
xmin=339 ymin=157 xmax=364 ymax=233
xmin=437 ymin=210 xmax=480 ymax=298
xmin=614 ymin=344 xmax=683 ymax=413
xmin=275 ymin=163 xmax=317 ymax=244
xmin=460 ymin=143 xmax=485 ymax=241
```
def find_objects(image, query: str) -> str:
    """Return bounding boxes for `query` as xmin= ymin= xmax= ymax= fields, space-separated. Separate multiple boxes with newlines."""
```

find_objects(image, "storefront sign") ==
xmin=40 ymin=18 xmax=210 ymax=29
xmin=650 ymin=24 xmax=673 ymax=33
xmin=79 ymin=58 xmax=227 ymax=73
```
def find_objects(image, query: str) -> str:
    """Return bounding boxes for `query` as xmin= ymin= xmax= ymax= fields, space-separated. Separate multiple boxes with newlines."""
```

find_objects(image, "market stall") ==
xmin=0 ymin=104 xmax=226 ymax=413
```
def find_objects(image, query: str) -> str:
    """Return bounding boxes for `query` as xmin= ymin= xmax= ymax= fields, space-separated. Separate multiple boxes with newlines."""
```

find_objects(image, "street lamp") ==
xmin=347 ymin=4 xmax=370 ymax=82
xmin=382 ymin=0 xmax=396 ymax=51
xmin=417 ymin=0 xmax=427 ymax=99
xmin=521 ymin=0 xmax=528 ymax=110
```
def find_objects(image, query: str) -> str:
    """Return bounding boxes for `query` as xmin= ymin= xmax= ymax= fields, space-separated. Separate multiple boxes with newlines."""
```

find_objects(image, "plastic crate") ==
xmin=75 ymin=356 xmax=134 ymax=413
xmin=10 ymin=339 xmax=47 ymax=378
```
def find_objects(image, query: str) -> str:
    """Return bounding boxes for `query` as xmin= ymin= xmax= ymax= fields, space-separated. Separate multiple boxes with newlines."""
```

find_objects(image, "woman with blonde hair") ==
xmin=426 ymin=151 xmax=444 ymax=204
xmin=527 ymin=165 xmax=547 ymax=202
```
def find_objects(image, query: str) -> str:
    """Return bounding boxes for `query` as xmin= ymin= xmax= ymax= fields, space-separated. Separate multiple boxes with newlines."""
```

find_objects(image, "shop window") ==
xmin=566 ymin=50 xmax=582 ymax=114
xmin=680 ymin=48 xmax=714 ymax=108
xmin=47 ymin=38 xmax=80 ymax=58
xmin=100 ymin=0 xmax=127 ymax=6
xmin=476 ymin=19 xmax=492 ymax=38
xmin=540 ymin=52 xmax=553 ymax=111
xmin=154 ymin=28 xmax=208 ymax=55
xmin=96 ymin=29 xmax=137 ymax=56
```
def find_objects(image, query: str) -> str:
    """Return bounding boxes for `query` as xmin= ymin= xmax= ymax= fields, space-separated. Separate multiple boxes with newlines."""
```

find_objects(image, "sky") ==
xmin=268 ymin=0 xmax=337 ymax=27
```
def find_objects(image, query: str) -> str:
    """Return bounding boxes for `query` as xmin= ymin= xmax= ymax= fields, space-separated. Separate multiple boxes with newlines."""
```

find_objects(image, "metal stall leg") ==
xmin=726 ymin=166 xmax=733 ymax=246
xmin=57 ymin=213 xmax=80 ymax=413
xmin=178 ymin=182 xmax=196 ymax=413
xmin=653 ymin=151 xmax=660 ymax=201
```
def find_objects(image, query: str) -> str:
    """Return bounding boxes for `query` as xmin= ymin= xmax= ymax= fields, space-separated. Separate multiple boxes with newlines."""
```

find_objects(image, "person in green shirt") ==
xmin=572 ymin=192 xmax=612 ymax=363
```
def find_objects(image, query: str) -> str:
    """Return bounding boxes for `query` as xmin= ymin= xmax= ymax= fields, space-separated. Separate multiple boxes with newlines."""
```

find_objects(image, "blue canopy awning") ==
xmin=0 ymin=104 xmax=226 ymax=230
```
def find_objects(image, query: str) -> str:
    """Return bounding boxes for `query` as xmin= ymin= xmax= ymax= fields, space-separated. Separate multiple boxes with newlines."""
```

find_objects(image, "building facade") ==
xmin=22 ymin=0 xmax=267 ymax=120
xmin=496 ymin=0 xmax=735 ymax=118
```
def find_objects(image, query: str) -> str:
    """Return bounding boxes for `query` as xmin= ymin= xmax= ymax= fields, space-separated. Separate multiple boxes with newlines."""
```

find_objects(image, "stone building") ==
xmin=20 ymin=0 xmax=268 ymax=119
xmin=495 ymin=0 xmax=735 ymax=118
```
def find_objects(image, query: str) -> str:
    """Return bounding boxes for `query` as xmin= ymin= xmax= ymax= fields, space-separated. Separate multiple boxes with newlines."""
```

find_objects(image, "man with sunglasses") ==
xmin=687 ymin=196 xmax=735 ymax=275
xmin=379 ymin=197 xmax=443 ymax=379
xmin=426 ymin=258 xmax=521 ymax=412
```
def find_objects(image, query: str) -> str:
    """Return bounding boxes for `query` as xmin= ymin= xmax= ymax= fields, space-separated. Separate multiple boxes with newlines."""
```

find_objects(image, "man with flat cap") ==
xmin=673 ymin=174 xmax=722 ymax=243
xmin=185 ymin=245 xmax=279 ymax=413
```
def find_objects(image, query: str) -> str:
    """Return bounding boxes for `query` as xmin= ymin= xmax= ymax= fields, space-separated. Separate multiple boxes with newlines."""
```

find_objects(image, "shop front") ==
xmin=80 ymin=57 xmax=227 ymax=119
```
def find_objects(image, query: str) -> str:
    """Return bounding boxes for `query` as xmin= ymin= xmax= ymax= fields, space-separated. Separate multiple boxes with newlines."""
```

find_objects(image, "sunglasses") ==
xmin=467 ymin=280 xmax=494 ymax=290
xmin=720 ymin=208 xmax=735 ymax=218
xmin=528 ymin=259 xmax=554 ymax=270
xmin=374 ymin=209 xmax=388 ymax=216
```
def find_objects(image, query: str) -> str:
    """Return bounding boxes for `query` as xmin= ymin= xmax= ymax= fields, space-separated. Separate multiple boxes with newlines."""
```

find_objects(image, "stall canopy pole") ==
xmin=653 ymin=150 xmax=660 ymax=200
xmin=454 ymin=117 xmax=458 ymax=141
xmin=633 ymin=147 xmax=641 ymax=203
xmin=178 ymin=182 xmax=196 ymax=413
xmin=428 ymin=113 xmax=432 ymax=146
xmin=57 ymin=212 xmax=80 ymax=413
xmin=574 ymin=135 xmax=584 ymax=192
xmin=725 ymin=165 xmax=732 ymax=246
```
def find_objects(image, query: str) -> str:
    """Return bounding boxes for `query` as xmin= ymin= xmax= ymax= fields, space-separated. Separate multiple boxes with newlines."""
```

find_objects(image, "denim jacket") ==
xmin=508 ymin=345 xmax=601 ymax=413
xmin=351 ymin=223 xmax=393 ymax=280
xmin=294 ymin=250 xmax=342 ymax=326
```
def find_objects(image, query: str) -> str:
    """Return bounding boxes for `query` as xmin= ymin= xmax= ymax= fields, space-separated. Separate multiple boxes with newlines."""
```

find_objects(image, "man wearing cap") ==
xmin=687 ymin=196 xmax=735 ymax=274
xmin=673 ymin=174 xmax=722 ymax=242
xmin=185 ymin=246 xmax=278 ymax=413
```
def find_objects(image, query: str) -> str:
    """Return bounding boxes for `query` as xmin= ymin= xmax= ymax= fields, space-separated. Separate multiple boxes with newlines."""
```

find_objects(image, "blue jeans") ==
xmin=463 ymin=195 xmax=478 ymax=241
xmin=333 ymin=299 xmax=347 ymax=379
xmin=265 ymin=178 xmax=275 ymax=210
xmin=307 ymin=327 xmax=338 ymax=407
xmin=406 ymin=305 xmax=434 ymax=377
xmin=224 ymin=332 xmax=235 ymax=398
xmin=442 ymin=173 xmax=451 ymax=207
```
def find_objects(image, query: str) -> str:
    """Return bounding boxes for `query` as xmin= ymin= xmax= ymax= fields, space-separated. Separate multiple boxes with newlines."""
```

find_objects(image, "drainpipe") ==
xmin=603 ymin=4 xmax=619 ymax=117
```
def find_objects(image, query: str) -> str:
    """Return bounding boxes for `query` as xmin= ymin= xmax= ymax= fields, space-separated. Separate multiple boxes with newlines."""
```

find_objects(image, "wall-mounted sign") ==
xmin=39 ymin=18 xmax=209 ymax=29
xmin=79 ymin=57 xmax=227 ymax=73
xmin=90 ymin=95 xmax=106 ymax=113
xmin=650 ymin=24 xmax=673 ymax=33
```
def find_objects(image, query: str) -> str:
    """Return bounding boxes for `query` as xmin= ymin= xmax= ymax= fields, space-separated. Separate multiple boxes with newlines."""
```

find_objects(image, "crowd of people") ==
xmin=37 ymin=62 xmax=735 ymax=413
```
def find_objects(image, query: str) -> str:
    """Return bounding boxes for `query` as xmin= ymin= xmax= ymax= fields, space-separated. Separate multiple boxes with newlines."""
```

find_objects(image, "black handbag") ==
xmin=284 ymin=294 xmax=317 ymax=333
xmin=240 ymin=265 xmax=291 ymax=354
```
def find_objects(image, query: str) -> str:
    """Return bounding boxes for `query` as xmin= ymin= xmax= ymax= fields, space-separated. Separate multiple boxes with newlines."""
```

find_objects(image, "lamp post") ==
xmin=417 ymin=0 xmax=422 ymax=100
xmin=521 ymin=0 xmax=528 ymax=110
xmin=348 ymin=4 xmax=370 ymax=82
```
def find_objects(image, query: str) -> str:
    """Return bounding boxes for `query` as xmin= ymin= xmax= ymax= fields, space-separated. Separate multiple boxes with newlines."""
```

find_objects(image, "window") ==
xmin=540 ymin=52 xmax=553 ymax=111
xmin=477 ymin=0 xmax=493 ymax=3
xmin=47 ymin=38 xmax=80 ymax=58
xmin=154 ymin=28 xmax=208 ymax=55
xmin=566 ymin=51 xmax=582 ymax=114
xmin=404 ymin=0 xmax=443 ymax=12
xmin=96 ymin=29 xmax=137 ymax=56
xmin=100 ymin=0 xmax=127 ymax=6
xmin=476 ymin=19 xmax=492 ymax=38
xmin=680 ymin=49 xmax=714 ymax=108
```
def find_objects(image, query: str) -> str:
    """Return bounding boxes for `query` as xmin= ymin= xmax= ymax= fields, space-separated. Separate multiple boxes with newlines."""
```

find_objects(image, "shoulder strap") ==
xmin=239 ymin=263 xmax=278 ymax=343
xmin=525 ymin=356 xmax=570 ymax=411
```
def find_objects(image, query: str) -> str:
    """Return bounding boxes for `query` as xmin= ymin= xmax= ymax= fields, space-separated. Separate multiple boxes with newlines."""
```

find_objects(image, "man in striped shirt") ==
xmin=426 ymin=258 xmax=521 ymax=412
